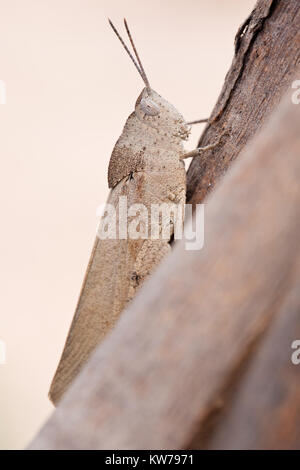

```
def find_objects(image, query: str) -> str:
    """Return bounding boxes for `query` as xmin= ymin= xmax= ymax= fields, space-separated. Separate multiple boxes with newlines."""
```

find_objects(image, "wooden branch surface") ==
xmin=29 ymin=89 xmax=300 ymax=449
xmin=204 ymin=266 xmax=300 ymax=450
xmin=187 ymin=0 xmax=300 ymax=204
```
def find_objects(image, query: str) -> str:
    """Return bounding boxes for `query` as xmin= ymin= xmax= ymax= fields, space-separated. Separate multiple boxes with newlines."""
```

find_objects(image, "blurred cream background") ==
xmin=0 ymin=0 xmax=254 ymax=449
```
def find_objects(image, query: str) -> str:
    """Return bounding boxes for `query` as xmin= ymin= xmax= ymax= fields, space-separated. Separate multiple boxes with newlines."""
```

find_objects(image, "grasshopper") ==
xmin=49 ymin=19 xmax=224 ymax=405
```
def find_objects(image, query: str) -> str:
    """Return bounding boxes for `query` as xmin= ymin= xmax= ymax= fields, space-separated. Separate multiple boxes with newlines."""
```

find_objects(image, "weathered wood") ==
xmin=202 ymin=265 xmax=300 ymax=450
xmin=29 ymin=89 xmax=300 ymax=449
xmin=187 ymin=0 xmax=300 ymax=204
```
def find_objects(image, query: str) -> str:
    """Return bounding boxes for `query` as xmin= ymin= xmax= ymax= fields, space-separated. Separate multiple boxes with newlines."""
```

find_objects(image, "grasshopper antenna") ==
xmin=187 ymin=118 xmax=209 ymax=125
xmin=109 ymin=19 xmax=151 ymax=92
xmin=123 ymin=18 xmax=151 ymax=92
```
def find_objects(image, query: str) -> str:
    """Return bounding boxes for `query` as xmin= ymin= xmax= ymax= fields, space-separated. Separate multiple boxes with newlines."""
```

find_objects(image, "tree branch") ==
xmin=187 ymin=0 xmax=300 ymax=203
xmin=204 ymin=275 xmax=300 ymax=450
xmin=29 ymin=88 xmax=300 ymax=449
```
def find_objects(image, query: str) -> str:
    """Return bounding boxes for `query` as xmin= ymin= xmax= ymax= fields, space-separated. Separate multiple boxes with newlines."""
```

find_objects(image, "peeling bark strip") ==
xmin=187 ymin=0 xmax=300 ymax=204
xmin=29 ymin=91 xmax=300 ymax=450
xmin=214 ymin=0 xmax=274 ymax=121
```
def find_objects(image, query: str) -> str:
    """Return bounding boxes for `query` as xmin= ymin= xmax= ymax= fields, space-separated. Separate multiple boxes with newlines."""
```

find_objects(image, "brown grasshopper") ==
xmin=49 ymin=19 xmax=224 ymax=405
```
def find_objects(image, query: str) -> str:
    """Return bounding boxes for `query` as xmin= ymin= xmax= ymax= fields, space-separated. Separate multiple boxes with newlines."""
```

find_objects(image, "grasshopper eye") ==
xmin=140 ymin=97 xmax=160 ymax=116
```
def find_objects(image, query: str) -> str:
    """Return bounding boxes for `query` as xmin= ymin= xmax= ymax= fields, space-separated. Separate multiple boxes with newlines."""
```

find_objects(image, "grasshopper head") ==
xmin=109 ymin=19 xmax=190 ymax=141
xmin=135 ymin=88 xmax=190 ymax=140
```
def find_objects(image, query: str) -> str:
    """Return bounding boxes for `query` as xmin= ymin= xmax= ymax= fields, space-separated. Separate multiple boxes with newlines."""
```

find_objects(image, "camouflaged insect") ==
xmin=49 ymin=19 xmax=221 ymax=405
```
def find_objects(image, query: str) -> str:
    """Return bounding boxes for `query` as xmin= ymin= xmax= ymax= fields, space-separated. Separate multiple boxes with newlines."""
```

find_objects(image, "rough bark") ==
xmin=187 ymin=0 xmax=300 ymax=204
xmin=203 ymin=272 xmax=300 ymax=450
xmin=29 ymin=90 xmax=300 ymax=449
